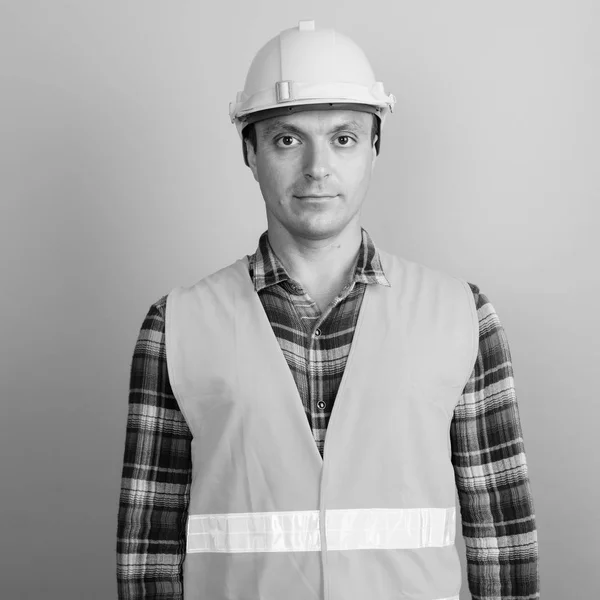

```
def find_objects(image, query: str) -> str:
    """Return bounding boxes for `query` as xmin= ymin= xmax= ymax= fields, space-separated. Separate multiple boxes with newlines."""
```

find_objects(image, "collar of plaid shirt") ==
xmin=247 ymin=228 xmax=392 ymax=292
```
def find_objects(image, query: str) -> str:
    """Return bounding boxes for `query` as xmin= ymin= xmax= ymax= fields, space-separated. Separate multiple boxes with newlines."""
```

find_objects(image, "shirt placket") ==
xmin=295 ymin=281 xmax=357 ymax=457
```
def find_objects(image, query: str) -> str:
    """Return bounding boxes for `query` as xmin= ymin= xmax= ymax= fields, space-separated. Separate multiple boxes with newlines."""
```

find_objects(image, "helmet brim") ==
xmin=240 ymin=102 xmax=381 ymax=132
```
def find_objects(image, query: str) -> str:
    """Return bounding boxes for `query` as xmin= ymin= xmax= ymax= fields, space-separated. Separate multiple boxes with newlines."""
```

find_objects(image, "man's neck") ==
xmin=266 ymin=222 xmax=362 ymax=292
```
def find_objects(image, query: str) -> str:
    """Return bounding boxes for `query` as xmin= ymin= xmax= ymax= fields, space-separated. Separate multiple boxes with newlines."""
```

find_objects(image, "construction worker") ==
xmin=117 ymin=20 xmax=540 ymax=600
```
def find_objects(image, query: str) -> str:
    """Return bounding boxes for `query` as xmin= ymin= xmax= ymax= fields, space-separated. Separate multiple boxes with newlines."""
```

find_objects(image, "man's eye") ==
xmin=335 ymin=136 xmax=356 ymax=147
xmin=276 ymin=136 xmax=299 ymax=147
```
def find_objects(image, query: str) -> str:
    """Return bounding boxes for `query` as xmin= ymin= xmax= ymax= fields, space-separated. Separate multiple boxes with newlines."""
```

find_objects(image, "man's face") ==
xmin=246 ymin=109 xmax=378 ymax=241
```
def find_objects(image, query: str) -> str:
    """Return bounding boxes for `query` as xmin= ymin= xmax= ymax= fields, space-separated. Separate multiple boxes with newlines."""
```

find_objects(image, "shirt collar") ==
xmin=248 ymin=228 xmax=391 ymax=293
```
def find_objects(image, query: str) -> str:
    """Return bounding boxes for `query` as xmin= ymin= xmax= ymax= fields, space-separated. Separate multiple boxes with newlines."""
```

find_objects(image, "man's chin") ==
xmin=290 ymin=219 xmax=352 ymax=242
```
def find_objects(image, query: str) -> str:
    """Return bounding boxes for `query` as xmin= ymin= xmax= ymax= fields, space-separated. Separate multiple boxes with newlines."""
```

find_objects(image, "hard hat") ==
xmin=229 ymin=20 xmax=396 ymax=139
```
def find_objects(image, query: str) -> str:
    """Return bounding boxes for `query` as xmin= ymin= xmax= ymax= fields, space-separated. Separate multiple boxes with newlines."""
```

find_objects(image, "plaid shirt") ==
xmin=117 ymin=228 xmax=539 ymax=599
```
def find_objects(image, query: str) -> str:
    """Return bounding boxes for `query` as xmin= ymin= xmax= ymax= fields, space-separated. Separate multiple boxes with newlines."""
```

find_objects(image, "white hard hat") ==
xmin=229 ymin=20 xmax=396 ymax=139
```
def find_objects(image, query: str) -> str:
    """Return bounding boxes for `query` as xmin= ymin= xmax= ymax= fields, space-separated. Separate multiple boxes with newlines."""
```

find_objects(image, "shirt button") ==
xmin=317 ymin=401 xmax=327 ymax=410
xmin=314 ymin=328 xmax=321 ymax=337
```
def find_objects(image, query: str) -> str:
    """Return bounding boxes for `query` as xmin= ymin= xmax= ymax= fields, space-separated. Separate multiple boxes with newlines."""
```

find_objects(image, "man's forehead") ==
xmin=257 ymin=110 xmax=372 ymax=136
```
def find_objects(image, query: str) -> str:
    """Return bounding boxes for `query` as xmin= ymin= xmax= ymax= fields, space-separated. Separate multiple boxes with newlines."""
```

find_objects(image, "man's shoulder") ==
xmin=377 ymin=248 xmax=482 ymax=309
xmin=190 ymin=257 xmax=249 ymax=290
xmin=162 ymin=257 xmax=250 ymax=309
xmin=140 ymin=294 xmax=169 ymax=325
xmin=378 ymin=247 xmax=469 ymax=284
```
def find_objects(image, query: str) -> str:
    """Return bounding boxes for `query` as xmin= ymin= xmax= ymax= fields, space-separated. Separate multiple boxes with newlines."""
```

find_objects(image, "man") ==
xmin=117 ymin=20 xmax=539 ymax=600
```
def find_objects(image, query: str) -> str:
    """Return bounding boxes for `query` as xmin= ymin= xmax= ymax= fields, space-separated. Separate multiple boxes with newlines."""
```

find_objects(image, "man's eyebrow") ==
xmin=328 ymin=120 xmax=365 ymax=135
xmin=261 ymin=119 xmax=366 ymax=139
xmin=261 ymin=121 xmax=303 ymax=139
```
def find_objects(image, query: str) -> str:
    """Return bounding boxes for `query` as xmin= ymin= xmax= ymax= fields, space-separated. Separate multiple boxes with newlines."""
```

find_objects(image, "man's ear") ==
xmin=371 ymin=135 xmax=379 ymax=171
xmin=245 ymin=138 xmax=259 ymax=182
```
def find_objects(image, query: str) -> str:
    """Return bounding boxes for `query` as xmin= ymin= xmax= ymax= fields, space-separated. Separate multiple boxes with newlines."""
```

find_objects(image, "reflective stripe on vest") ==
xmin=187 ymin=507 xmax=456 ymax=553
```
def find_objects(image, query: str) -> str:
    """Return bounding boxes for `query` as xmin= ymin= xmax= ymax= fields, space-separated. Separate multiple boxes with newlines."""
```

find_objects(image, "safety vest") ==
xmin=165 ymin=248 xmax=479 ymax=600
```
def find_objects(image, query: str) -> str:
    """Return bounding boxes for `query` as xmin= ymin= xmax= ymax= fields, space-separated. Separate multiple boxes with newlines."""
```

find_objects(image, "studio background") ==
xmin=1 ymin=1 xmax=598 ymax=598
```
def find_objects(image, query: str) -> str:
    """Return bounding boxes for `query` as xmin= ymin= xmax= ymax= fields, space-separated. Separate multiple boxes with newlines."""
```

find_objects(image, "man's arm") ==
xmin=451 ymin=284 xmax=540 ymax=599
xmin=117 ymin=296 xmax=192 ymax=599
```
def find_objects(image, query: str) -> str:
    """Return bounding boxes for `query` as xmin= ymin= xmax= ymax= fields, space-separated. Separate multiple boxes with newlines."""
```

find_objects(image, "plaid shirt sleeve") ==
xmin=116 ymin=296 xmax=192 ymax=599
xmin=451 ymin=284 xmax=540 ymax=599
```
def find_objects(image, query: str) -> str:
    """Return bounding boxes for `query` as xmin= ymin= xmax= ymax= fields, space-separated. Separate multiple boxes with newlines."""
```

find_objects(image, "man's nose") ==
xmin=303 ymin=140 xmax=331 ymax=180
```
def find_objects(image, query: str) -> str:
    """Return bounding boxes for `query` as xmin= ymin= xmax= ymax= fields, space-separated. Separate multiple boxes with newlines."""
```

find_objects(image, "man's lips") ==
xmin=294 ymin=194 xmax=338 ymax=199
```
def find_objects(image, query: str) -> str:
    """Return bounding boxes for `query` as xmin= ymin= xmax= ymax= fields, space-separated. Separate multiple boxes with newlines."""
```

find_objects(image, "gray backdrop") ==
xmin=1 ymin=1 xmax=598 ymax=598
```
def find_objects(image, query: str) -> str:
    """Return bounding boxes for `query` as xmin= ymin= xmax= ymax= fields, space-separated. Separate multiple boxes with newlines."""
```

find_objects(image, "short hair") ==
xmin=242 ymin=113 xmax=381 ymax=168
